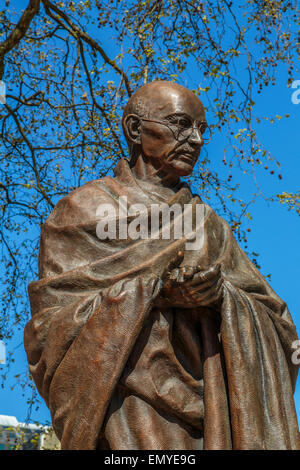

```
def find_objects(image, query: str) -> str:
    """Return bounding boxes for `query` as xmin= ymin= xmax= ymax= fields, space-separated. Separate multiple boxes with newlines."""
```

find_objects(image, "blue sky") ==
xmin=0 ymin=1 xmax=299 ymax=429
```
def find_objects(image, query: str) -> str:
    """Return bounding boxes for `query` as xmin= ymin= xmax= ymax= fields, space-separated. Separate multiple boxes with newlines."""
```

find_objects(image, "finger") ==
xmin=193 ymin=284 xmax=223 ymax=307
xmin=166 ymin=251 xmax=184 ymax=273
xmin=192 ymin=276 xmax=222 ymax=297
xmin=187 ymin=270 xmax=221 ymax=288
xmin=167 ymin=265 xmax=197 ymax=284
xmin=176 ymin=268 xmax=185 ymax=283
xmin=169 ymin=268 xmax=180 ymax=281
xmin=162 ymin=251 xmax=184 ymax=282
xmin=186 ymin=274 xmax=219 ymax=289
xmin=199 ymin=288 xmax=223 ymax=307
xmin=176 ymin=285 xmax=196 ymax=304
xmin=190 ymin=263 xmax=221 ymax=284
xmin=188 ymin=277 xmax=223 ymax=300
xmin=183 ymin=266 xmax=197 ymax=280
xmin=177 ymin=266 xmax=195 ymax=283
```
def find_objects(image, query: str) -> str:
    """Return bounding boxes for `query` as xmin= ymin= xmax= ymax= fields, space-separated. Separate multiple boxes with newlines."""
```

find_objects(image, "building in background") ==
xmin=0 ymin=415 xmax=60 ymax=450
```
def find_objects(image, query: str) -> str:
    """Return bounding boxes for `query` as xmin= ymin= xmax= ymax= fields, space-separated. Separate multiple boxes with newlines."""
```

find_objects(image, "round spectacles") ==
xmin=139 ymin=116 xmax=212 ymax=144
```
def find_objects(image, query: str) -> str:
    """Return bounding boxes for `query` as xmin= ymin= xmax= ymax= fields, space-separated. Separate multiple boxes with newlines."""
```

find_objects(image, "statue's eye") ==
xmin=198 ymin=122 xmax=207 ymax=134
xmin=176 ymin=117 xmax=191 ymax=128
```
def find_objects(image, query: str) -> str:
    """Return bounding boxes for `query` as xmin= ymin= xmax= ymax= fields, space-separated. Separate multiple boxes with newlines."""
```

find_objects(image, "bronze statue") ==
xmin=24 ymin=81 xmax=300 ymax=450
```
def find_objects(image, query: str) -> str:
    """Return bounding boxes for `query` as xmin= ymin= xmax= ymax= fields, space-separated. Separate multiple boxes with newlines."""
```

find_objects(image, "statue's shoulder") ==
xmin=190 ymin=193 xmax=231 ymax=233
xmin=46 ymin=175 xmax=117 ymax=226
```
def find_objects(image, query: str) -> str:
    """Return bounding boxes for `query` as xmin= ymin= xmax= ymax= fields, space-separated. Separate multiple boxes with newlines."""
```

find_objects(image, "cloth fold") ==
xmin=24 ymin=159 xmax=299 ymax=449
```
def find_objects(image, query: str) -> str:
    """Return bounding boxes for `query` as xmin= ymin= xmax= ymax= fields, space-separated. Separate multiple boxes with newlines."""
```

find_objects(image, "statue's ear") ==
xmin=123 ymin=114 xmax=142 ymax=145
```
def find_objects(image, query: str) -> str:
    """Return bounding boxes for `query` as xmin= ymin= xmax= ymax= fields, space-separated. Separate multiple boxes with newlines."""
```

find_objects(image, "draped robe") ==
xmin=24 ymin=158 xmax=300 ymax=450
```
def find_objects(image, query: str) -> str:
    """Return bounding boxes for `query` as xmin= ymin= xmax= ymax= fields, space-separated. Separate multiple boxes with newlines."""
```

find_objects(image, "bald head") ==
xmin=121 ymin=80 xmax=207 ymax=177
xmin=122 ymin=81 xmax=205 ymax=144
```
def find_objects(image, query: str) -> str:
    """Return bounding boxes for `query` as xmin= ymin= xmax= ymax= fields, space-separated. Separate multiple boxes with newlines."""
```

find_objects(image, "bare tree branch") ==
xmin=4 ymin=102 xmax=54 ymax=208
xmin=0 ymin=0 xmax=40 ymax=79
xmin=42 ymin=0 xmax=132 ymax=97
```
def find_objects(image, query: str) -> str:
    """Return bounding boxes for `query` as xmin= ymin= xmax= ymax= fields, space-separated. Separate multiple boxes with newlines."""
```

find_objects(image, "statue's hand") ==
xmin=180 ymin=263 xmax=223 ymax=308
xmin=158 ymin=263 xmax=223 ymax=309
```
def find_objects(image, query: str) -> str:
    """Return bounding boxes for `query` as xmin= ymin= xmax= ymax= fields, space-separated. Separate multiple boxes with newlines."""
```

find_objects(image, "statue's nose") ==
xmin=188 ymin=127 xmax=204 ymax=146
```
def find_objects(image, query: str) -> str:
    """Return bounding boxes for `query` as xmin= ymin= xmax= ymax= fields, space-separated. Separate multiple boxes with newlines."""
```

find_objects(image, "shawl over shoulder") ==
xmin=24 ymin=159 xmax=299 ymax=449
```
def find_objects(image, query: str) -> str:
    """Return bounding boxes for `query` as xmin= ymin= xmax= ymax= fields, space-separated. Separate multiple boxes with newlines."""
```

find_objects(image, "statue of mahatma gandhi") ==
xmin=24 ymin=81 xmax=299 ymax=450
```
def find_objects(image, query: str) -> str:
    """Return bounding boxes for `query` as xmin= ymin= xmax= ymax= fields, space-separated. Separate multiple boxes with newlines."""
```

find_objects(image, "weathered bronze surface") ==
xmin=24 ymin=81 xmax=299 ymax=450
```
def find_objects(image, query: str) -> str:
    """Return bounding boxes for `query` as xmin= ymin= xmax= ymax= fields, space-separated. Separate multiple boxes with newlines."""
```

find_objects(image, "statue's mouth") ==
xmin=166 ymin=146 xmax=199 ymax=165
xmin=177 ymin=152 xmax=198 ymax=164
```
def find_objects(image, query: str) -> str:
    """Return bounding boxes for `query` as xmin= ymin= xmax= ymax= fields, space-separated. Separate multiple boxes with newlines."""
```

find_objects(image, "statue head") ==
xmin=122 ymin=81 xmax=208 ymax=177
